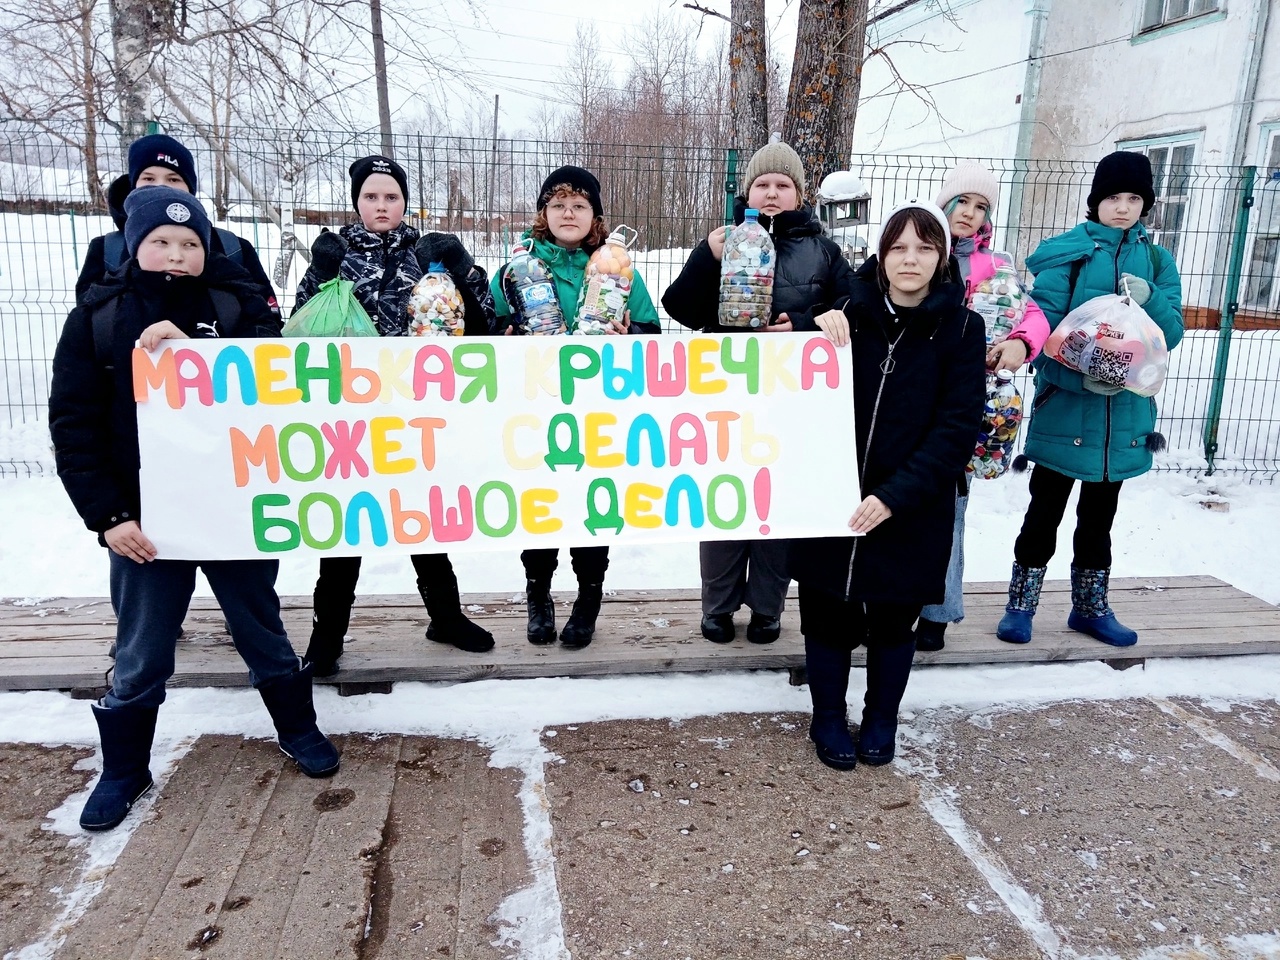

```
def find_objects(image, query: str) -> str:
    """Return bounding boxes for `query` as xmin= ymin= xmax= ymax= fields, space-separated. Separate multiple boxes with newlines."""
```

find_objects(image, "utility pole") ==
xmin=487 ymin=94 xmax=499 ymax=241
xmin=370 ymin=0 xmax=394 ymax=157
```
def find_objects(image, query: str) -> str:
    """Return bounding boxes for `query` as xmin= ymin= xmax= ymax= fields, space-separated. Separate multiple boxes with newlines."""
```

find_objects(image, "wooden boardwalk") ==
xmin=2 ymin=576 xmax=1277 ymax=696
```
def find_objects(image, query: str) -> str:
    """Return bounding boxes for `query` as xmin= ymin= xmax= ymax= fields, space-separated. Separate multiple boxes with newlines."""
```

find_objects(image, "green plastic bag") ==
xmin=282 ymin=278 xmax=379 ymax=337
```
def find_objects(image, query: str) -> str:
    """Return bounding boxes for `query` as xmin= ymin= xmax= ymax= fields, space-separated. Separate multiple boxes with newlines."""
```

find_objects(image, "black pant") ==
xmin=1014 ymin=464 xmax=1123 ymax=569
xmin=521 ymin=547 xmax=609 ymax=585
xmin=797 ymin=582 xmax=920 ymax=652
xmin=314 ymin=553 xmax=457 ymax=633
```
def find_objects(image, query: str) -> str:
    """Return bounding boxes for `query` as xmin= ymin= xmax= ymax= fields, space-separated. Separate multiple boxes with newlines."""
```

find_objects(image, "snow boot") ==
xmin=701 ymin=613 xmax=735 ymax=643
xmin=857 ymin=640 xmax=916 ymax=766
xmin=804 ymin=637 xmax=858 ymax=771
xmin=746 ymin=611 xmax=781 ymax=645
xmin=561 ymin=582 xmax=603 ymax=649
xmin=996 ymin=562 xmax=1047 ymax=645
xmin=304 ymin=580 xmax=355 ymax=677
xmin=257 ymin=663 xmax=340 ymax=778
xmin=80 ymin=702 xmax=157 ymax=831
xmin=525 ymin=576 xmax=557 ymax=645
xmin=1067 ymin=566 xmax=1138 ymax=647
xmin=914 ymin=617 xmax=947 ymax=652
xmin=422 ymin=569 xmax=495 ymax=653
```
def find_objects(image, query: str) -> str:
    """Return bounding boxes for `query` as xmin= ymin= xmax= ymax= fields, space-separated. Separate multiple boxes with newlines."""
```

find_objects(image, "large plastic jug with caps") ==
xmin=502 ymin=239 xmax=566 ymax=335
xmin=576 ymin=225 xmax=638 ymax=334
xmin=969 ymin=252 xmax=1029 ymax=345
xmin=718 ymin=209 xmax=775 ymax=329
xmin=407 ymin=262 xmax=465 ymax=336
xmin=968 ymin=370 xmax=1023 ymax=480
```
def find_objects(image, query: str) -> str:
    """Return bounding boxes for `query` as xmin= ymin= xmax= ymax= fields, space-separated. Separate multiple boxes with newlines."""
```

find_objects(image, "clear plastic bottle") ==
xmin=407 ymin=261 xmax=465 ymax=337
xmin=970 ymin=253 xmax=1029 ymax=345
xmin=502 ymin=239 xmax=566 ymax=335
xmin=718 ymin=208 xmax=775 ymax=329
xmin=576 ymin=225 xmax=637 ymax=335
xmin=968 ymin=369 xmax=1024 ymax=480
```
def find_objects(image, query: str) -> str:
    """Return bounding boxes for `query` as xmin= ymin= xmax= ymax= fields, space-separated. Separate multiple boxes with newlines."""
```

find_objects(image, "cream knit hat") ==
xmin=934 ymin=160 xmax=1001 ymax=212
xmin=742 ymin=141 xmax=807 ymax=198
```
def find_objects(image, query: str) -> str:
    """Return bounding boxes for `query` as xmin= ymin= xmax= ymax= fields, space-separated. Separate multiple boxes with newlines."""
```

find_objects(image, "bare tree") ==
xmin=783 ymin=0 xmax=869 ymax=202
xmin=728 ymin=0 xmax=768 ymax=153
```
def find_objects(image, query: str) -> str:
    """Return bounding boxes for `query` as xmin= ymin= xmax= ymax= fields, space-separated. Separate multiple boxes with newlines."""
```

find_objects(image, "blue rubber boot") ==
xmin=1067 ymin=566 xmax=1138 ymax=647
xmin=996 ymin=562 xmax=1047 ymax=645
xmin=803 ymin=637 xmax=858 ymax=771
xmin=857 ymin=640 xmax=916 ymax=766
xmin=80 ymin=702 xmax=157 ymax=831
xmin=257 ymin=663 xmax=341 ymax=778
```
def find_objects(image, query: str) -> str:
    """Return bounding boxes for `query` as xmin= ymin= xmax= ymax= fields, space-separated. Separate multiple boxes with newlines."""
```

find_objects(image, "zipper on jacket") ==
xmin=1114 ymin=229 xmax=1129 ymax=294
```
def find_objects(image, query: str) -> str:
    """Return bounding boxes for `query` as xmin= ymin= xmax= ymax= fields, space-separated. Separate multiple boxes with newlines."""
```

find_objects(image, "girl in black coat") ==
xmin=792 ymin=200 xmax=986 ymax=771
xmin=663 ymin=141 xmax=856 ymax=646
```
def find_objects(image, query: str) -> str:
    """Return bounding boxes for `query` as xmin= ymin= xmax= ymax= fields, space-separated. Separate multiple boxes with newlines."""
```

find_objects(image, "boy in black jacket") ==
xmin=50 ymin=187 xmax=340 ymax=832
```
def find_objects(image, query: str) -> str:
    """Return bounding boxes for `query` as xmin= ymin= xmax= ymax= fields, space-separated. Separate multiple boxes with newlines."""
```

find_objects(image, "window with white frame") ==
xmin=1244 ymin=130 xmax=1280 ymax=312
xmin=1142 ymin=0 xmax=1220 ymax=30
xmin=1121 ymin=140 xmax=1196 ymax=260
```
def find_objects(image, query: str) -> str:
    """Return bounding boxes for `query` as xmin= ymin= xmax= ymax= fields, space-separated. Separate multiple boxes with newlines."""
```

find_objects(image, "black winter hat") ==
xmin=123 ymin=185 xmax=212 ymax=256
xmin=128 ymin=134 xmax=198 ymax=193
xmin=1087 ymin=151 xmax=1156 ymax=218
xmin=537 ymin=165 xmax=603 ymax=218
xmin=349 ymin=155 xmax=410 ymax=210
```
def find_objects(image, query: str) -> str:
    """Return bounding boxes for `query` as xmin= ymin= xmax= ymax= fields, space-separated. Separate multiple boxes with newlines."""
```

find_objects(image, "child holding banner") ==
xmin=490 ymin=165 xmax=662 ymax=649
xmin=913 ymin=162 xmax=1050 ymax=652
xmin=795 ymin=200 xmax=986 ymax=771
xmin=662 ymin=141 xmax=856 ymax=645
xmin=293 ymin=155 xmax=498 ymax=672
xmin=49 ymin=186 xmax=341 ymax=831
xmin=996 ymin=151 xmax=1183 ymax=648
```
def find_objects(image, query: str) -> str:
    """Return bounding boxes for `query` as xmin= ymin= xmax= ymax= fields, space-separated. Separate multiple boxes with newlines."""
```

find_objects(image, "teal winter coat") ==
xmin=1022 ymin=221 xmax=1183 ymax=482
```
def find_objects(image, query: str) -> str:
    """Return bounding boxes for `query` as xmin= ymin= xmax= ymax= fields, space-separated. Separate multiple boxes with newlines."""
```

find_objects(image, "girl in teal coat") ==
xmin=489 ymin=165 xmax=661 ymax=650
xmin=997 ymin=152 xmax=1183 ymax=648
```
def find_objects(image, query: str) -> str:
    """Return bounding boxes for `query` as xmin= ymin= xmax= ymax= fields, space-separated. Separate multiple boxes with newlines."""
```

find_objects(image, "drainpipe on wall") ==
xmin=1226 ymin=0 xmax=1269 ymax=167
xmin=1006 ymin=0 xmax=1052 ymax=255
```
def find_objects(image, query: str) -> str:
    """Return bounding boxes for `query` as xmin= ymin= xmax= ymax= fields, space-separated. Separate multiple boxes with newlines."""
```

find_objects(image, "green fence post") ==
xmin=724 ymin=148 xmax=739 ymax=226
xmin=68 ymin=209 xmax=78 ymax=266
xmin=146 ymin=119 xmax=159 ymax=135
xmin=1202 ymin=165 xmax=1256 ymax=475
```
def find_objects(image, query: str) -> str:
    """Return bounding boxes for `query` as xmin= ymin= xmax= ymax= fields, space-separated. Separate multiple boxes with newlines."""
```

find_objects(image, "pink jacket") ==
xmin=958 ymin=223 xmax=1050 ymax=360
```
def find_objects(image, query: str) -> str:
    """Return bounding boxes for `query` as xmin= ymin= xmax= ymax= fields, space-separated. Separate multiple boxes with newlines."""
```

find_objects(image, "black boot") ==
xmin=422 ymin=567 xmax=495 ymax=653
xmin=525 ymin=577 xmax=557 ymax=645
xmin=858 ymin=640 xmax=916 ymax=766
xmin=804 ymin=637 xmax=857 ymax=771
xmin=561 ymin=582 xmax=603 ymax=649
xmin=746 ymin=611 xmax=781 ymax=644
xmin=305 ymin=583 xmax=355 ymax=677
xmin=257 ymin=663 xmax=340 ymax=778
xmin=914 ymin=617 xmax=947 ymax=652
xmin=80 ymin=702 xmax=158 ymax=831
xmin=701 ymin=613 xmax=735 ymax=643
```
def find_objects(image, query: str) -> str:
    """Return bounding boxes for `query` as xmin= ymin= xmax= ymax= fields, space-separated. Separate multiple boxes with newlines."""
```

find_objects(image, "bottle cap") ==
xmin=744 ymin=208 xmax=760 ymax=219
xmin=996 ymin=368 xmax=1015 ymax=381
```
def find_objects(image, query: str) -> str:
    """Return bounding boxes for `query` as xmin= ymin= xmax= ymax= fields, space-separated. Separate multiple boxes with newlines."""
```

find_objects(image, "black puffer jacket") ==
xmin=788 ymin=258 xmax=987 ymax=606
xmin=50 ymin=255 xmax=282 ymax=540
xmin=75 ymin=174 xmax=280 ymax=315
xmin=294 ymin=222 xmax=424 ymax=337
xmin=662 ymin=198 xmax=856 ymax=331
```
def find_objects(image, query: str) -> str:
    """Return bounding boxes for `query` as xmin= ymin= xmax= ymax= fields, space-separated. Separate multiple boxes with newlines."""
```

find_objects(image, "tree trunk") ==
xmin=80 ymin=0 xmax=106 ymax=210
xmin=728 ymin=0 xmax=768 ymax=153
xmin=782 ymin=0 xmax=868 ymax=203
xmin=110 ymin=0 xmax=169 ymax=146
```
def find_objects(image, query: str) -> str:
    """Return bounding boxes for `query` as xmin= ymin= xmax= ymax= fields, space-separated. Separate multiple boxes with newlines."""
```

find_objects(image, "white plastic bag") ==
xmin=1042 ymin=291 xmax=1168 ymax=397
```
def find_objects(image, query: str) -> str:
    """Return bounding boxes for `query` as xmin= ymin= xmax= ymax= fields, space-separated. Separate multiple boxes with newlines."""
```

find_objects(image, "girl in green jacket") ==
xmin=997 ymin=151 xmax=1183 ymax=648
xmin=489 ymin=165 xmax=661 ymax=650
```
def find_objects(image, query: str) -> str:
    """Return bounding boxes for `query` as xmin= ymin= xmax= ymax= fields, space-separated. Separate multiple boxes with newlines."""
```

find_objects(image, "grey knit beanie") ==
xmin=742 ymin=141 xmax=806 ymax=198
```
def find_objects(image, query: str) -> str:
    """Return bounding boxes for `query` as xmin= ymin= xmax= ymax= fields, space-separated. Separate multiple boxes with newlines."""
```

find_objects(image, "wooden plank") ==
xmin=5 ymin=577 xmax=1277 ymax=693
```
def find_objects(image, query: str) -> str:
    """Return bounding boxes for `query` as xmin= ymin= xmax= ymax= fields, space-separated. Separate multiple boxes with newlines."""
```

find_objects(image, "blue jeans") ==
xmin=107 ymin=554 xmax=300 ymax=709
xmin=920 ymin=483 xmax=970 ymax=624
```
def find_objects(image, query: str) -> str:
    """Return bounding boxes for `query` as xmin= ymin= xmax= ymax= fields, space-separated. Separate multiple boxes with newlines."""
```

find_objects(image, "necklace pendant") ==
xmin=880 ymin=355 xmax=896 ymax=375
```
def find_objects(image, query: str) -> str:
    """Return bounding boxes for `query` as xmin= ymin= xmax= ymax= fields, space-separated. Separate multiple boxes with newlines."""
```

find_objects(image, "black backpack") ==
xmin=90 ymin=291 xmax=241 ymax=369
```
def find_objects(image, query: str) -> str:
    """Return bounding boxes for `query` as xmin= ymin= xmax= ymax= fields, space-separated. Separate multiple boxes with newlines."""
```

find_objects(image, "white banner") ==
xmin=135 ymin=333 xmax=859 ymax=560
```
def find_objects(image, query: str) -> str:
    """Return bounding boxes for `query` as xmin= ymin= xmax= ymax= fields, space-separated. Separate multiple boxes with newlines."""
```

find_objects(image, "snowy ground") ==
xmin=2 ymin=452 xmax=1280 ymax=959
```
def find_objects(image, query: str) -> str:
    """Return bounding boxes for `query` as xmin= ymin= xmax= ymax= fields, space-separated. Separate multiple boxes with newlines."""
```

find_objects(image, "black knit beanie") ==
xmin=537 ymin=165 xmax=603 ymax=218
xmin=128 ymin=134 xmax=198 ymax=193
xmin=1087 ymin=151 xmax=1156 ymax=219
xmin=349 ymin=155 xmax=410 ymax=211
xmin=123 ymin=186 xmax=212 ymax=256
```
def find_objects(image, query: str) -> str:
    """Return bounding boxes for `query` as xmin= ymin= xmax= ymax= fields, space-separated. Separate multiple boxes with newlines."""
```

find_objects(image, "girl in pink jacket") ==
xmin=915 ymin=161 xmax=1050 ymax=651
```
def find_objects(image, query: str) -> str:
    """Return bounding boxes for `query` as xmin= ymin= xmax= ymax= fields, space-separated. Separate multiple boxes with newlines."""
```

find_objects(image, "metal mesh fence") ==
xmin=2 ymin=123 xmax=1277 ymax=480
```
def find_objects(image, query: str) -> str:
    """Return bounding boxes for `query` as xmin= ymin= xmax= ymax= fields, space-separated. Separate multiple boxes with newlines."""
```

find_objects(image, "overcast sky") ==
xmin=384 ymin=0 xmax=801 ymax=134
